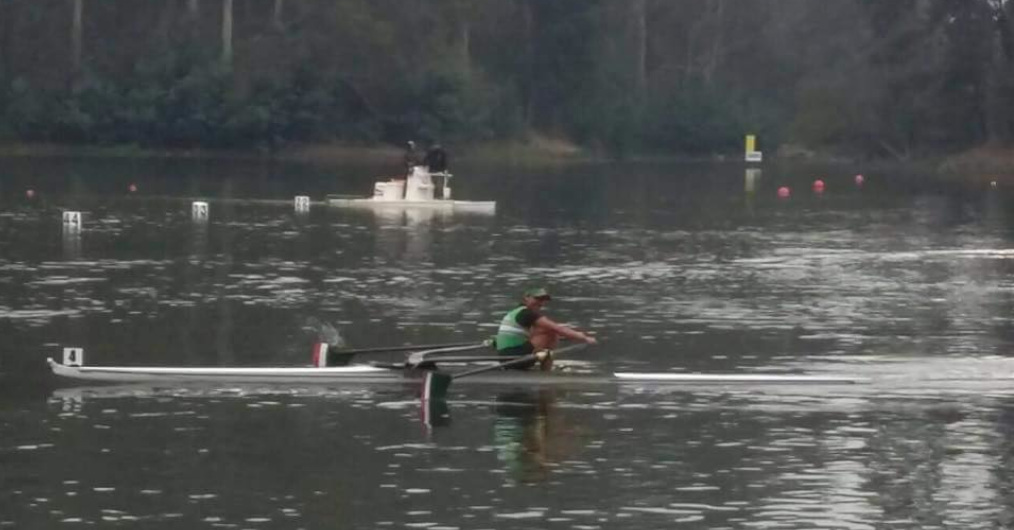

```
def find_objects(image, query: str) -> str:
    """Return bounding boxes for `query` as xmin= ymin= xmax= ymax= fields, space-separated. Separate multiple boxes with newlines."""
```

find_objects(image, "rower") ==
xmin=494 ymin=287 xmax=597 ymax=370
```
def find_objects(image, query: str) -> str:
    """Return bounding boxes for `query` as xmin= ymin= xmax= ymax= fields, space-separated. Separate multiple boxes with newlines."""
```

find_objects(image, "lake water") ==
xmin=3 ymin=157 xmax=1014 ymax=529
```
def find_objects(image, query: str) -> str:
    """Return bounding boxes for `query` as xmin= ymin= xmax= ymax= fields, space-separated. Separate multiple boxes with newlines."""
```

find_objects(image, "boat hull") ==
xmin=48 ymin=359 xmax=406 ymax=384
xmin=48 ymin=359 xmax=863 ymax=386
xmin=326 ymin=196 xmax=495 ymax=212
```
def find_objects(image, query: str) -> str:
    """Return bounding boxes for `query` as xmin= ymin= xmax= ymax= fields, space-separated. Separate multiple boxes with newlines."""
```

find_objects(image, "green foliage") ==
xmin=5 ymin=76 xmax=53 ymax=141
xmin=0 ymin=0 xmax=1010 ymax=156
xmin=569 ymin=79 xmax=749 ymax=157
xmin=0 ymin=74 xmax=15 ymax=140
xmin=388 ymin=68 xmax=522 ymax=144
xmin=640 ymin=82 xmax=746 ymax=155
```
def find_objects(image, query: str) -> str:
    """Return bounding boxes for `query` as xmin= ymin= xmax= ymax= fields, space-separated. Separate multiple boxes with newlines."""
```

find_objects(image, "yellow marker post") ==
xmin=745 ymin=135 xmax=763 ymax=163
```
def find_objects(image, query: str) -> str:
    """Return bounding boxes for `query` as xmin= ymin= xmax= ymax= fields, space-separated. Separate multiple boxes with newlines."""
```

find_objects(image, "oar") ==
xmin=421 ymin=343 xmax=590 ymax=400
xmin=316 ymin=340 xmax=491 ymax=367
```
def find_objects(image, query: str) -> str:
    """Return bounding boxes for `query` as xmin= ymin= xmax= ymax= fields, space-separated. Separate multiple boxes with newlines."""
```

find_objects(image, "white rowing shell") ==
xmin=615 ymin=372 xmax=863 ymax=384
xmin=49 ymin=359 xmax=863 ymax=385
xmin=48 ymin=359 xmax=395 ymax=383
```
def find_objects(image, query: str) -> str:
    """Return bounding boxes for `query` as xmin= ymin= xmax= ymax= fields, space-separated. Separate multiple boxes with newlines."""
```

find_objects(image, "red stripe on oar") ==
xmin=312 ymin=343 xmax=328 ymax=367
xmin=422 ymin=372 xmax=433 ymax=401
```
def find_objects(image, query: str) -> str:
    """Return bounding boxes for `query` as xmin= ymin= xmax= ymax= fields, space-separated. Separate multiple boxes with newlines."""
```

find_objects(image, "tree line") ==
xmin=0 ymin=0 xmax=1011 ymax=159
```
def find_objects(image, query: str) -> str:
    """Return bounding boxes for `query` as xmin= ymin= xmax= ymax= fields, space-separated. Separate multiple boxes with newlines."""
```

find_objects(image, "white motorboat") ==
xmin=327 ymin=166 xmax=495 ymax=212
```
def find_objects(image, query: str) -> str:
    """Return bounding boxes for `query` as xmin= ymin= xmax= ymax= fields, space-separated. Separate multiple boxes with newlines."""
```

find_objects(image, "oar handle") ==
xmin=451 ymin=353 xmax=539 ymax=379
xmin=421 ymin=342 xmax=592 ymax=401
xmin=452 ymin=342 xmax=589 ymax=379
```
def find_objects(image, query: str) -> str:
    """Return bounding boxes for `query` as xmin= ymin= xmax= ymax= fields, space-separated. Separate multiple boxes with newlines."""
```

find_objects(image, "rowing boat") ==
xmin=47 ymin=358 xmax=858 ymax=385
xmin=47 ymin=346 xmax=863 ymax=386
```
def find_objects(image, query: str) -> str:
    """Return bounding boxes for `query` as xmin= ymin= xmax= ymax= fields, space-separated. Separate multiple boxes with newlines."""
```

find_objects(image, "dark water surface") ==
xmin=3 ymin=157 xmax=1014 ymax=529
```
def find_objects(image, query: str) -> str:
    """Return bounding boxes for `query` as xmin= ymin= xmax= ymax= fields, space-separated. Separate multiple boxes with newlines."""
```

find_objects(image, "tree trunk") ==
xmin=702 ymin=0 xmax=724 ymax=85
xmin=221 ymin=0 xmax=233 ymax=68
xmin=273 ymin=0 xmax=284 ymax=30
xmin=459 ymin=19 xmax=471 ymax=75
xmin=0 ymin=0 xmax=10 ymax=81
xmin=185 ymin=0 xmax=200 ymax=40
xmin=70 ymin=0 xmax=83 ymax=88
xmin=522 ymin=0 xmax=535 ymax=128
xmin=986 ymin=6 xmax=1014 ymax=144
xmin=997 ymin=2 xmax=1014 ymax=65
xmin=631 ymin=0 xmax=647 ymax=94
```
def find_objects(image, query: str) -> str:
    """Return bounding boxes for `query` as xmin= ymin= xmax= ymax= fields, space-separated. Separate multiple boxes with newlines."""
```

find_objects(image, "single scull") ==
xmin=47 ymin=345 xmax=864 ymax=387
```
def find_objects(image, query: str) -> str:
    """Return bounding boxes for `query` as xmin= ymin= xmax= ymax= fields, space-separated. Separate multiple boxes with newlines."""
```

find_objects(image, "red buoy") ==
xmin=777 ymin=186 xmax=791 ymax=199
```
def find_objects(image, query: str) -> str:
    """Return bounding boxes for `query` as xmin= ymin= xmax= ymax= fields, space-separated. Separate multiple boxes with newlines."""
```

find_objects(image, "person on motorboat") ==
xmin=495 ymin=288 xmax=597 ymax=369
xmin=401 ymin=140 xmax=426 ymax=199
xmin=424 ymin=143 xmax=449 ymax=174
xmin=423 ymin=142 xmax=450 ymax=198
xmin=403 ymin=140 xmax=422 ymax=175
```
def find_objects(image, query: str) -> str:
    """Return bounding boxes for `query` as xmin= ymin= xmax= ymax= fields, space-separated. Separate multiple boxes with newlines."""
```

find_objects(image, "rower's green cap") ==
xmin=524 ymin=287 xmax=551 ymax=300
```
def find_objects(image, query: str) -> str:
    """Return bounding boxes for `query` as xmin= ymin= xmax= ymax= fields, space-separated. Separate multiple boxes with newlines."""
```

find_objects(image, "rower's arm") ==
xmin=534 ymin=316 xmax=596 ymax=344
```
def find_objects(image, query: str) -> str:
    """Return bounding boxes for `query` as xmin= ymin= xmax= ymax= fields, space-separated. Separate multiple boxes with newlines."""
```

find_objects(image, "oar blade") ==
xmin=311 ymin=343 xmax=353 ymax=367
xmin=312 ymin=343 xmax=329 ymax=367
xmin=422 ymin=372 xmax=453 ymax=401
xmin=422 ymin=398 xmax=451 ymax=428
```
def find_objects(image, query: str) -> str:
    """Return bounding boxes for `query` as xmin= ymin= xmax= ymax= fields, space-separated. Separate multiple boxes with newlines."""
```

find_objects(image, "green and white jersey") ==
xmin=495 ymin=306 xmax=541 ymax=351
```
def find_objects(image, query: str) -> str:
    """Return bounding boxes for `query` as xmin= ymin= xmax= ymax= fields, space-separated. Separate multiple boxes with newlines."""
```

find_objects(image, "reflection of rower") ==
xmin=492 ymin=389 xmax=575 ymax=483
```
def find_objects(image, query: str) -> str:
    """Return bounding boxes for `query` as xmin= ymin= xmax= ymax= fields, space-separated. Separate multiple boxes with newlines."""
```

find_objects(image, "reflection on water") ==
xmin=492 ymin=390 xmax=566 ymax=484
xmin=744 ymin=167 xmax=761 ymax=195
xmin=22 ymin=383 xmax=1014 ymax=529
xmin=61 ymin=227 xmax=81 ymax=260
xmin=5 ymin=160 xmax=1014 ymax=528
xmin=373 ymin=208 xmax=441 ymax=262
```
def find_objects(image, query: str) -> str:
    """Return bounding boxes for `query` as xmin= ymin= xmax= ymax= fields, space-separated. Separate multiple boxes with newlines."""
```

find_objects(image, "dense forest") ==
xmin=0 ymin=0 xmax=1012 ymax=159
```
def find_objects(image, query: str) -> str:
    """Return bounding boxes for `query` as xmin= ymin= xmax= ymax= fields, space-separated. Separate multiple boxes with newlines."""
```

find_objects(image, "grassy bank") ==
xmin=7 ymin=139 xmax=1012 ymax=179
xmin=0 ymin=136 xmax=594 ymax=167
xmin=938 ymin=146 xmax=1014 ymax=181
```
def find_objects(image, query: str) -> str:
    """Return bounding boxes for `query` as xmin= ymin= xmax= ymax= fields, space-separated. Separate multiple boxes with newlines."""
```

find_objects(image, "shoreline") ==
xmin=2 ymin=141 xmax=1013 ymax=177
xmin=0 ymin=139 xmax=598 ymax=166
